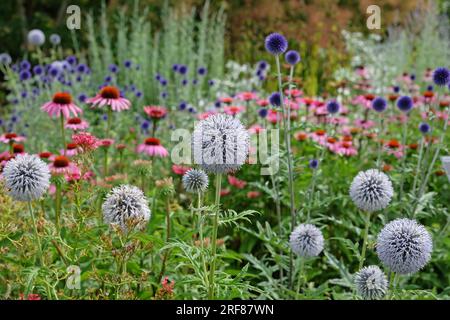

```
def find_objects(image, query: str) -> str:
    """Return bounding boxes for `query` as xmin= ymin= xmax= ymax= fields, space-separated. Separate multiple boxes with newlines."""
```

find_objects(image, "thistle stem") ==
xmin=208 ymin=173 xmax=222 ymax=299
xmin=60 ymin=115 xmax=66 ymax=152
xmin=358 ymin=211 xmax=371 ymax=270
xmin=28 ymin=201 xmax=43 ymax=266
xmin=398 ymin=114 xmax=409 ymax=201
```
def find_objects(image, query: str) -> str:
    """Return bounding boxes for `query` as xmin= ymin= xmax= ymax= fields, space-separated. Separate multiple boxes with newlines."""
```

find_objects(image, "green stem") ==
xmin=106 ymin=107 xmax=112 ymax=137
xmin=28 ymin=202 xmax=43 ymax=266
xmin=296 ymin=259 xmax=305 ymax=298
xmin=208 ymin=173 xmax=222 ymax=299
xmin=358 ymin=211 xmax=371 ymax=270
xmin=411 ymin=136 xmax=425 ymax=197
xmin=103 ymin=149 xmax=109 ymax=177
xmin=376 ymin=114 xmax=383 ymax=169
xmin=55 ymin=183 xmax=62 ymax=232
xmin=60 ymin=115 xmax=66 ymax=152
xmin=398 ymin=114 xmax=409 ymax=201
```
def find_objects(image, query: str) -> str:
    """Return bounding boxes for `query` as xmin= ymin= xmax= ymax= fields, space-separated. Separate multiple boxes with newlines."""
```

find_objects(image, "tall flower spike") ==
xmin=349 ymin=169 xmax=393 ymax=212
xmin=102 ymin=185 xmax=151 ymax=231
xmin=182 ymin=169 xmax=209 ymax=194
xmin=192 ymin=114 xmax=249 ymax=174
xmin=289 ymin=224 xmax=324 ymax=257
xmin=354 ymin=265 xmax=388 ymax=300
xmin=3 ymin=154 xmax=50 ymax=201
xmin=376 ymin=218 xmax=432 ymax=274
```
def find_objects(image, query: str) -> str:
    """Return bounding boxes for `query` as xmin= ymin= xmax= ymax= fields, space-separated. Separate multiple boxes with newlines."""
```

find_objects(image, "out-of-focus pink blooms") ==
xmin=0 ymin=133 xmax=26 ymax=144
xmin=220 ymin=97 xmax=234 ymax=104
xmin=48 ymin=184 xmax=56 ymax=195
xmin=355 ymin=66 xmax=368 ymax=78
xmin=247 ymin=191 xmax=261 ymax=199
xmin=437 ymin=111 xmax=449 ymax=121
xmin=237 ymin=91 xmax=258 ymax=101
xmin=144 ymin=106 xmax=168 ymax=119
xmin=354 ymin=119 xmax=376 ymax=129
xmin=99 ymin=139 xmax=115 ymax=148
xmin=137 ymin=137 xmax=169 ymax=157
xmin=314 ymin=106 xmax=328 ymax=116
xmin=287 ymin=100 xmax=299 ymax=110
xmin=267 ymin=109 xmax=281 ymax=124
xmin=197 ymin=111 xmax=216 ymax=120
xmin=330 ymin=140 xmax=358 ymax=156
xmin=285 ymin=88 xmax=302 ymax=97
xmin=19 ymin=293 xmax=41 ymax=300
xmin=257 ymin=99 xmax=269 ymax=107
xmin=248 ymin=124 xmax=265 ymax=134
xmin=224 ymin=105 xmax=245 ymax=116
xmin=49 ymin=155 xmax=80 ymax=176
xmin=328 ymin=117 xmax=349 ymax=125
xmin=172 ymin=164 xmax=191 ymax=175
xmin=228 ymin=175 xmax=247 ymax=189
xmin=86 ymin=86 xmax=131 ymax=112
xmin=72 ymin=132 xmax=100 ymax=153
xmin=310 ymin=129 xmax=328 ymax=145
xmin=61 ymin=142 xmax=79 ymax=157
xmin=12 ymin=144 xmax=25 ymax=155
xmin=220 ymin=188 xmax=231 ymax=197
xmin=66 ymin=170 xmax=95 ymax=183
xmin=41 ymin=92 xmax=83 ymax=119
xmin=65 ymin=117 xmax=89 ymax=130
xmin=384 ymin=139 xmax=404 ymax=158
xmin=294 ymin=131 xmax=308 ymax=141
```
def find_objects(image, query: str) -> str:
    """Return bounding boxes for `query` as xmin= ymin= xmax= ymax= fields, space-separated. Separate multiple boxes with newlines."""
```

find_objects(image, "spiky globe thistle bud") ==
xmin=155 ymin=177 xmax=175 ymax=197
xmin=192 ymin=114 xmax=249 ymax=174
xmin=102 ymin=185 xmax=151 ymax=231
xmin=354 ymin=265 xmax=388 ymax=300
xmin=376 ymin=218 xmax=432 ymax=274
xmin=349 ymin=169 xmax=393 ymax=212
xmin=182 ymin=169 xmax=209 ymax=193
xmin=132 ymin=159 xmax=152 ymax=177
xmin=3 ymin=154 xmax=50 ymax=201
xmin=289 ymin=224 xmax=324 ymax=257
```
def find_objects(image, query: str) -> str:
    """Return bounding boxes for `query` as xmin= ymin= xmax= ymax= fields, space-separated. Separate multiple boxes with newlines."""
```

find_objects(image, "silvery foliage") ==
xmin=289 ymin=224 xmax=324 ymax=258
xmin=354 ymin=265 xmax=388 ymax=300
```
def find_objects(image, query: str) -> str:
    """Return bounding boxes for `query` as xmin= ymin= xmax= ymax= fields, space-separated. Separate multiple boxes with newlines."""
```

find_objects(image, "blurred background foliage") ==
xmin=0 ymin=0 xmax=449 ymax=96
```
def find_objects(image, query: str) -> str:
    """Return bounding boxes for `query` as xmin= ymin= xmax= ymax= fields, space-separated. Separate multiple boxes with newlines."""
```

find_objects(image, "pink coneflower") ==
xmin=310 ymin=129 xmax=328 ymax=145
xmin=143 ymin=105 xmax=168 ymax=119
xmin=384 ymin=139 xmax=404 ymax=158
xmin=65 ymin=117 xmax=89 ymax=131
xmin=257 ymin=99 xmax=269 ymax=107
xmin=49 ymin=155 xmax=80 ymax=176
xmin=224 ymin=105 xmax=245 ymax=116
xmin=220 ymin=188 xmax=231 ymax=197
xmin=354 ymin=119 xmax=376 ymax=130
xmin=137 ymin=137 xmax=169 ymax=157
xmin=61 ymin=143 xmax=78 ymax=157
xmin=71 ymin=132 xmax=100 ymax=153
xmin=294 ymin=131 xmax=308 ymax=141
xmin=228 ymin=175 xmax=247 ymax=189
xmin=99 ymin=139 xmax=115 ymax=148
xmin=12 ymin=144 xmax=25 ymax=155
xmin=86 ymin=86 xmax=130 ymax=112
xmin=285 ymin=88 xmax=302 ymax=97
xmin=328 ymin=117 xmax=349 ymax=125
xmin=247 ymin=191 xmax=261 ymax=199
xmin=41 ymin=92 xmax=82 ymax=119
xmin=19 ymin=293 xmax=41 ymax=300
xmin=220 ymin=97 xmax=234 ymax=104
xmin=267 ymin=109 xmax=281 ymax=124
xmin=39 ymin=151 xmax=52 ymax=159
xmin=330 ymin=140 xmax=358 ymax=157
xmin=172 ymin=164 xmax=191 ymax=175
xmin=248 ymin=124 xmax=265 ymax=134
xmin=237 ymin=91 xmax=257 ymax=101
xmin=0 ymin=133 xmax=26 ymax=144
xmin=197 ymin=111 xmax=216 ymax=120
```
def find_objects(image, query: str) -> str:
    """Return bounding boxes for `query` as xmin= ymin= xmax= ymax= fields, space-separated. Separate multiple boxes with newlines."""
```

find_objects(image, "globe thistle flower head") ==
xmin=27 ymin=29 xmax=45 ymax=46
xmin=289 ymin=224 xmax=324 ymax=257
xmin=309 ymin=159 xmax=319 ymax=169
xmin=354 ymin=265 xmax=388 ymax=300
xmin=269 ymin=92 xmax=282 ymax=106
xmin=192 ymin=114 xmax=249 ymax=174
xmin=265 ymin=33 xmax=288 ymax=55
xmin=3 ymin=154 xmax=50 ymax=201
xmin=49 ymin=34 xmax=61 ymax=45
xmin=372 ymin=97 xmax=387 ymax=113
xmin=376 ymin=218 xmax=432 ymax=274
xmin=396 ymin=96 xmax=413 ymax=113
xmin=326 ymin=100 xmax=340 ymax=114
xmin=182 ymin=169 xmax=209 ymax=194
xmin=102 ymin=185 xmax=151 ymax=232
xmin=419 ymin=122 xmax=431 ymax=134
xmin=349 ymin=169 xmax=393 ymax=212
xmin=257 ymin=60 xmax=268 ymax=70
xmin=285 ymin=50 xmax=301 ymax=65
xmin=0 ymin=53 xmax=12 ymax=65
xmin=432 ymin=67 xmax=450 ymax=86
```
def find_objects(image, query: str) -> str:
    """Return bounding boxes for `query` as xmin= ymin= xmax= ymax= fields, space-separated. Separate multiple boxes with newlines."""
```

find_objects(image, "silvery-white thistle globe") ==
xmin=102 ymin=185 xmax=151 ymax=231
xmin=182 ymin=169 xmax=209 ymax=193
xmin=289 ymin=224 xmax=324 ymax=257
xmin=349 ymin=169 xmax=393 ymax=212
xmin=192 ymin=114 xmax=249 ymax=174
xmin=27 ymin=29 xmax=45 ymax=46
xmin=376 ymin=218 xmax=432 ymax=274
xmin=354 ymin=265 xmax=388 ymax=300
xmin=2 ymin=154 xmax=50 ymax=201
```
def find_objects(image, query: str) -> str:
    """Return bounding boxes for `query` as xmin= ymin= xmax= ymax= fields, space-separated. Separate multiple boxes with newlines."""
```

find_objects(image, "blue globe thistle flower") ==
xmin=182 ymin=169 xmax=209 ymax=194
xmin=432 ymin=67 xmax=450 ymax=86
xmin=155 ymin=73 xmax=161 ymax=81
xmin=214 ymin=101 xmax=221 ymax=108
xmin=258 ymin=75 xmax=265 ymax=81
xmin=285 ymin=50 xmax=301 ymax=65
xmin=396 ymin=96 xmax=413 ymax=113
xmin=76 ymin=63 xmax=87 ymax=73
xmin=192 ymin=79 xmax=198 ymax=85
xmin=208 ymin=80 xmax=215 ymax=86
xmin=78 ymin=94 xmax=87 ymax=103
xmin=188 ymin=107 xmax=196 ymax=113
xmin=257 ymin=60 xmax=268 ymax=70
xmin=20 ymin=91 xmax=27 ymax=98
xmin=49 ymin=34 xmax=61 ymax=45
xmin=76 ymin=75 xmax=82 ymax=82
xmin=19 ymin=70 xmax=31 ymax=81
xmin=124 ymin=60 xmax=132 ymax=68
xmin=48 ymin=67 xmax=59 ymax=77
xmin=104 ymin=75 xmax=112 ymax=83
xmin=32 ymin=87 xmax=40 ymax=96
xmin=427 ymin=85 xmax=433 ymax=91
xmin=20 ymin=60 xmax=31 ymax=70
xmin=172 ymin=64 xmax=179 ymax=72
xmin=130 ymin=84 xmax=136 ymax=92
xmin=289 ymin=224 xmax=324 ymax=257
xmin=102 ymin=114 xmax=108 ymax=121
xmin=181 ymin=79 xmax=188 ymax=86
xmin=256 ymin=69 xmax=262 ymax=77
xmin=179 ymin=101 xmax=187 ymax=110
xmin=393 ymin=86 xmax=400 ymax=93
xmin=326 ymin=100 xmax=340 ymax=114
xmin=265 ymin=33 xmax=288 ymax=55
xmin=372 ymin=97 xmax=387 ymax=113
xmin=66 ymin=55 xmax=77 ymax=65
xmin=197 ymin=66 xmax=207 ymax=76
xmin=27 ymin=29 xmax=45 ymax=46
xmin=376 ymin=218 xmax=432 ymax=274
xmin=136 ymin=91 xmax=143 ymax=98
xmin=0 ymin=53 xmax=12 ymax=65
xmin=141 ymin=121 xmax=150 ymax=131
xmin=309 ymin=159 xmax=319 ymax=169
xmin=178 ymin=64 xmax=188 ymax=75
xmin=161 ymin=92 xmax=167 ymax=99
xmin=419 ymin=122 xmax=431 ymax=134
xmin=269 ymin=92 xmax=282 ymax=106
xmin=354 ymin=266 xmax=388 ymax=300
xmin=108 ymin=64 xmax=119 ymax=73
xmin=258 ymin=108 xmax=268 ymax=118
xmin=33 ymin=65 xmax=43 ymax=76
xmin=160 ymin=79 xmax=168 ymax=86
xmin=410 ymin=74 xmax=416 ymax=81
